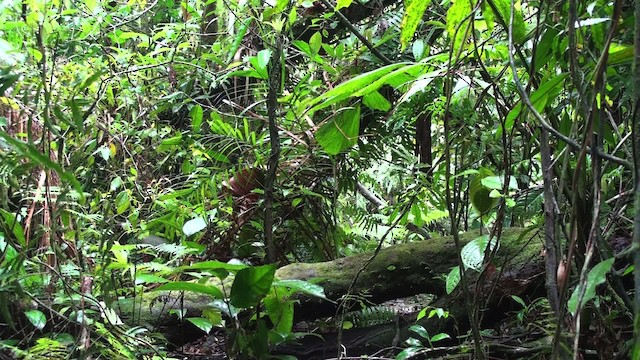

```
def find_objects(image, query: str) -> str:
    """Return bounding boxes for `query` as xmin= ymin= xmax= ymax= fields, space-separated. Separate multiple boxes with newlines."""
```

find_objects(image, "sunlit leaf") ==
xmin=335 ymin=0 xmax=354 ymax=10
xmin=273 ymin=279 xmax=327 ymax=299
xmin=400 ymin=0 xmax=432 ymax=50
xmin=25 ymin=310 xmax=46 ymax=330
xmin=362 ymin=91 xmax=391 ymax=111
xmin=187 ymin=317 xmax=213 ymax=334
xmin=183 ymin=217 xmax=207 ymax=236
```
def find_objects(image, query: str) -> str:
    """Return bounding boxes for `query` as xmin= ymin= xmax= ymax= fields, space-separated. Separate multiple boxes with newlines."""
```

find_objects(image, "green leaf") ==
xmin=25 ymin=310 xmax=46 ymax=330
xmin=362 ymin=91 xmax=391 ymax=111
xmin=412 ymin=39 xmax=426 ymax=61
xmin=135 ymin=274 xmax=169 ymax=285
xmin=230 ymin=264 xmax=277 ymax=308
xmin=156 ymin=281 xmax=224 ymax=298
xmin=178 ymin=260 xmax=248 ymax=273
xmin=481 ymin=175 xmax=518 ymax=190
xmin=157 ymin=134 xmax=182 ymax=152
xmin=488 ymin=0 xmax=526 ymax=43
xmin=447 ymin=0 xmax=472 ymax=54
xmin=446 ymin=267 xmax=460 ymax=294
xmin=568 ymin=257 xmax=615 ymax=315
xmin=187 ymin=317 xmax=213 ymax=334
xmin=183 ymin=217 xmax=207 ymax=236
xmin=409 ymin=324 xmax=430 ymax=340
xmin=257 ymin=49 xmax=272 ymax=70
xmin=469 ymin=167 xmax=497 ymax=214
xmin=273 ymin=279 xmax=327 ymax=299
xmin=396 ymin=347 xmax=423 ymax=360
xmin=0 ymin=209 xmax=26 ymax=246
xmin=305 ymin=63 xmax=409 ymax=111
xmin=263 ymin=296 xmax=294 ymax=334
xmin=110 ymin=176 xmax=122 ymax=191
xmin=335 ymin=0 xmax=354 ymax=10
xmin=0 ymin=132 xmax=83 ymax=200
xmin=511 ymin=295 xmax=526 ymax=308
xmin=430 ymin=333 xmax=451 ymax=342
xmin=505 ymin=74 xmax=569 ymax=132
xmin=309 ymin=32 xmax=322 ymax=55
xmin=115 ymin=190 xmax=131 ymax=215
xmin=190 ymin=105 xmax=203 ymax=133
xmin=202 ymin=308 xmax=224 ymax=326
xmin=461 ymin=235 xmax=498 ymax=270
xmin=400 ymin=0 xmax=433 ymax=50
xmin=315 ymin=106 xmax=360 ymax=155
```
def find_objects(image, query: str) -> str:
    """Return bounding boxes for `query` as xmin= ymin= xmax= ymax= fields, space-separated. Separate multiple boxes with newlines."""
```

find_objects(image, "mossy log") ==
xmin=119 ymin=227 xmax=543 ymax=337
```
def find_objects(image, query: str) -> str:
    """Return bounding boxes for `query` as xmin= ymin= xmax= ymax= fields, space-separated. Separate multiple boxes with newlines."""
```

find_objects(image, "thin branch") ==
xmin=506 ymin=8 xmax=631 ymax=170
xmin=318 ymin=0 xmax=392 ymax=65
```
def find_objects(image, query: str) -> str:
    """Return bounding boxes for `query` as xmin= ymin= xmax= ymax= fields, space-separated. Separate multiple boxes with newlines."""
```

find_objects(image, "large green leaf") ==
xmin=263 ymin=295 xmax=294 ymax=335
xmin=273 ymin=279 xmax=327 ymax=299
xmin=400 ymin=0 xmax=433 ymax=50
xmin=469 ymin=167 xmax=497 ymax=215
xmin=568 ymin=257 xmax=615 ymax=315
xmin=156 ymin=281 xmax=224 ymax=299
xmin=460 ymin=235 xmax=498 ymax=270
xmin=315 ymin=106 xmax=360 ymax=155
xmin=446 ymin=0 xmax=472 ymax=54
xmin=0 ymin=209 xmax=26 ymax=246
xmin=187 ymin=317 xmax=213 ymax=334
xmin=230 ymin=264 xmax=277 ymax=308
xmin=304 ymin=63 xmax=409 ymax=111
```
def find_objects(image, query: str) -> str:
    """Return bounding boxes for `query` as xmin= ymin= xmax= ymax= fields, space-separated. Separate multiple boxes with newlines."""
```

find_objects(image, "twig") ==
xmin=318 ymin=0 xmax=392 ymax=65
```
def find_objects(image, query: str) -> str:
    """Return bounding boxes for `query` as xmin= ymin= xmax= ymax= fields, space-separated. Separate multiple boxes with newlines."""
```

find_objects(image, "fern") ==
xmin=25 ymin=338 xmax=68 ymax=360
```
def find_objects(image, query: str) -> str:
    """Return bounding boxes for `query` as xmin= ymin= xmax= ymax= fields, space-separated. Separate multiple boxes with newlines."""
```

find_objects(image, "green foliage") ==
xmin=568 ymin=257 xmax=615 ymax=316
xmin=159 ymin=261 xmax=326 ymax=359
xmin=0 ymin=0 xmax=636 ymax=355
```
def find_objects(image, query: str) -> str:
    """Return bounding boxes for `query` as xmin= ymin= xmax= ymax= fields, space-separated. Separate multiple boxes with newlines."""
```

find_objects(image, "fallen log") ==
xmin=118 ymin=227 xmax=544 ymax=341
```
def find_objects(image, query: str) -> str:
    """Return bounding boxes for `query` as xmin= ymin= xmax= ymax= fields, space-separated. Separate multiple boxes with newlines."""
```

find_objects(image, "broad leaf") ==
xmin=447 ymin=0 xmax=472 ymax=54
xmin=156 ymin=281 xmax=223 ymax=299
xmin=230 ymin=264 xmax=277 ymax=308
xmin=187 ymin=317 xmax=213 ymax=334
xmin=568 ymin=257 xmax=615 ymax=315
xmin=362 ymin=91 xmax=391 ymax=111
xmin=315 ymin=106 xmax=360 ymax=155
xmin=505 ymin=73 xmax=568 ymax=132
xmin=446 ymin=266 xmax=461 ymax=294
xmin=460 ymin=235 xmax=498 ymax=270
xmin=183 ymin=217 xmax=207 ymax=236
xmin=469 ymin=167 xmax=497 ymax=215
xmin=273 ymin=279 xmax=327 ymax=299
xmin=401 ymin=0 xmax=433 ymax=50
xmin=25 ymin=310 xmax=46 ymax=330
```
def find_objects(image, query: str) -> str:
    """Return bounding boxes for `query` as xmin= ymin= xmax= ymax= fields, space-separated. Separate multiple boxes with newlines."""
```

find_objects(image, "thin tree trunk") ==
xmin=631 ymin=0 xmax=640 ymax=356
xmin=264 ymin=37 xmax=282 ymax=263
xmin=540 ymin=128 xmax=560 ymax=314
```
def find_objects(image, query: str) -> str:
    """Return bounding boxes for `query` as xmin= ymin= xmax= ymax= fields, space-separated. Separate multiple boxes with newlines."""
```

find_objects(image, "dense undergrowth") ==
xmin=0 ymin=0 xmax=638 ymax=358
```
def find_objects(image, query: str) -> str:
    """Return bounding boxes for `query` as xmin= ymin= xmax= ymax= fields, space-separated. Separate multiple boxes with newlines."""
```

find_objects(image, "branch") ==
xmin=318 ymin=0 xmax=392 ymax=65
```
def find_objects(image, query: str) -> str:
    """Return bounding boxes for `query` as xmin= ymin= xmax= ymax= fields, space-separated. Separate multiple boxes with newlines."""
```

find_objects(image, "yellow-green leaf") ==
xmin=401 ymin=0 xmax=433 ymax=50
